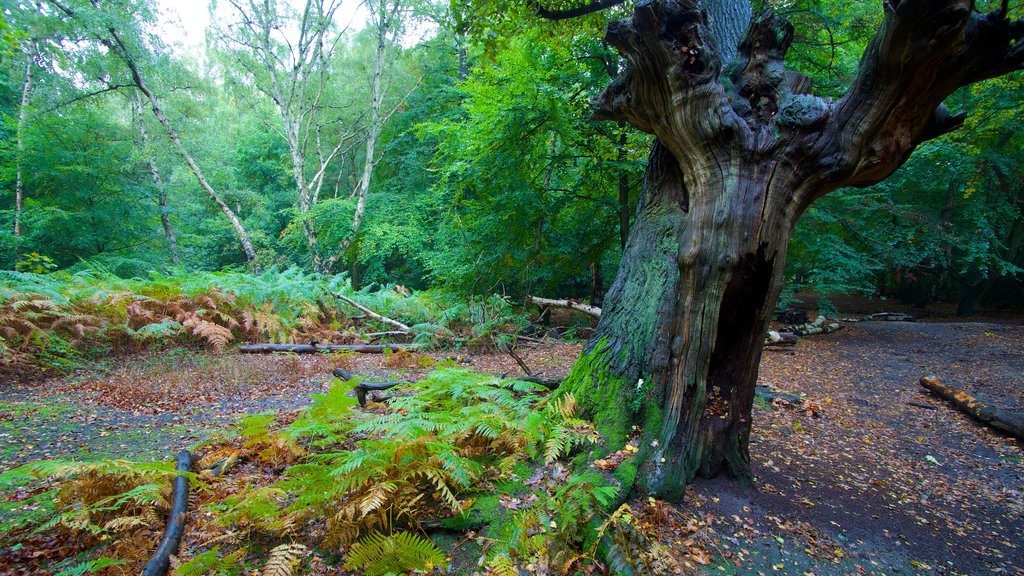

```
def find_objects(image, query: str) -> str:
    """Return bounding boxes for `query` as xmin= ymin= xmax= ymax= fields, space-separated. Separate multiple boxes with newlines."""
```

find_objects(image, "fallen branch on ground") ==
xmin=525 ymin=295 xmax=602 ymax=319
xmin=239 ymin=343 xmax=411 ymax=354
xmin=333 ymin=292 xmax=412 ymax=332
xmin=783 ymin=315 xmax=842 ymax=336
xmin=333 ymin=367 xmax=413 ymax=407
xmin=765 ymin=331 xmax=799 ymax=346
xmin=141 ymin=450 xmax=192 ymax=576
xmin=920 ymin=375 xmax=1024 ymax=440
xmin=865 ymin=312 xmax=916 ymax=322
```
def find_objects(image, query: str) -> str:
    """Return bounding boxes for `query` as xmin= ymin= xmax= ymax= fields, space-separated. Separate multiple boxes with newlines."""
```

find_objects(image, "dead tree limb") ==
xmin=920 ymin=375 xmax=1024 ymax=440
xmin=239 ymin=343 xmax=411 ymax=354
xmin=525 ymin=295 xmax=603 ymax=319
xmin=141 ymin=450 xmax=192 ymax=576
xmin=765 ymin=331 xmax=799 ymax=346
xmin=333 ymin=292 xmax=412 ymax=332
xmin=783 ymin=315 xmax=842 ymax=336
xmin=332 ymin=367 xmax=412 ymax=407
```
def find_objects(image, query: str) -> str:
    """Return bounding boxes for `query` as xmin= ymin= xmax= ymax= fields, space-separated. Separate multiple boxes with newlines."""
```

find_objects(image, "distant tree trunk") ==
xmin=591 ymin=259 xmax=605 ymax=307
xmin=957 ymin=216 xmax=1024 ymax=315
xmin=13 ymin=44 xmax=34 ymax=241
xmin=131 ymin=76 xmax=257 ymax=265
xmin=553 ymin=0 xmax=1024 ymax=500
xmin=326 ymin=0 xmax=397 ymax=272
xmin=47 ymin=1 xmax=259 ymax=265
xmin=131 ymin=91 xmax=181 ymax=265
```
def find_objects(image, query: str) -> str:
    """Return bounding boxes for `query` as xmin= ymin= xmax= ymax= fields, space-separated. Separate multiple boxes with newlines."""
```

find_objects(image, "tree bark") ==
xmin=561 ymin=0 xmax=1024 ymax=500
xmin=131 ymin=91 xmax=181 ymax=265
xmin=525 ymin=295 xmax=603 ymax=318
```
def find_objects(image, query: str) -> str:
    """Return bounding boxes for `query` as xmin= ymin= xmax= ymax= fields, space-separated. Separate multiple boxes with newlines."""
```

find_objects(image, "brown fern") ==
xmin=183 ymin=317 xmax=233 ymax=352
xmin=261 ymin=543 xmax=308 ymax=576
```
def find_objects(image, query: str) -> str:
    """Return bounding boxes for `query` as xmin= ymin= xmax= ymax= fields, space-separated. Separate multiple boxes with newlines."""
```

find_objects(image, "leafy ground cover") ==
xmin=0 ymin=319 xmax=1020 ymax=575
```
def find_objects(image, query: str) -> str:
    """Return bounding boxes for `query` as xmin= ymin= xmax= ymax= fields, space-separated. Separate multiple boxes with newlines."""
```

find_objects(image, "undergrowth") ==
xmin=0 ymin=368 xmax=642 ymax=575
xmin=0 ymin=267 xmax=528 ymax=373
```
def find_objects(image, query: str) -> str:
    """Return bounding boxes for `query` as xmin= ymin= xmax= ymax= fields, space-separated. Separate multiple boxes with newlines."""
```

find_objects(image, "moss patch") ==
xmin=560 ymin=343 xmax=632 ymax=453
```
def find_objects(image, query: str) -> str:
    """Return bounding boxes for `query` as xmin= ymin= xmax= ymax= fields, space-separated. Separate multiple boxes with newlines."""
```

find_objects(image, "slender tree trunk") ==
xmin=47 ymin=0 xmax=259 ymax=265
xmin=327 ymin=0 xmax=393 ymax=271
xmin=131 ymin=79 xmax=257 ymax=264
xmin=132 ymin=91 xmax=181 ymax=264
xmin=14 ymin=45 xmax=34 ymax=241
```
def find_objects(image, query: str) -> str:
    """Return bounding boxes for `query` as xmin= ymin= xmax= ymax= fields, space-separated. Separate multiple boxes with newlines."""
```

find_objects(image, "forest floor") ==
xmin=0 ymin=318 xmax=1022 ymax=575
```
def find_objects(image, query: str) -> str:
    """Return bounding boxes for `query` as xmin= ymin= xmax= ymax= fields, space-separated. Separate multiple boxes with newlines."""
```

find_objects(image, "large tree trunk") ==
xmin=562 ymin=141 xmax=792 ymax=498
xmin=558 ymin=0 xmax=1024 ymax=501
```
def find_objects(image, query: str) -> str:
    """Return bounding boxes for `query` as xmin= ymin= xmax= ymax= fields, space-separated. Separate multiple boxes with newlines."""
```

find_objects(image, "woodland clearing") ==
xmin=0 ymin=317 xmax=1020 ymax=575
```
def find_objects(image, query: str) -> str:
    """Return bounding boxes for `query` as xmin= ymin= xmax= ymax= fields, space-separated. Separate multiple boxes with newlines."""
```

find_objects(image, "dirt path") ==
xmin=691 ymin=321 xmax=1023 ymax=575
xmin=0 ymin=322 xmax=1020 ymax=575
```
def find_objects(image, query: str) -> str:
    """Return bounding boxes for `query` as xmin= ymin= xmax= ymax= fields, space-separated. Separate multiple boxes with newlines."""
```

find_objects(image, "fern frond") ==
xmin=261 ymin=543 xmax=308 ymax=576
xmin=343 ymin=532 xmax=446 ymax=576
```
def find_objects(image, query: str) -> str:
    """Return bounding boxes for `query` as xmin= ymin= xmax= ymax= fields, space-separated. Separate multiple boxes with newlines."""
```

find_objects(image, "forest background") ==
xmin=0 ymin=0 xmax=1021 ymax=319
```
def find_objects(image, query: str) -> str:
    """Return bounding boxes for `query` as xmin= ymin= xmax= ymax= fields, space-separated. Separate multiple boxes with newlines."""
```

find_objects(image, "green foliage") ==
xmin=417 ymin=26 xmax=644 ymax=297
xmin=52 ymin=557 xmax=125 ymax=576
xmin=343 ymin=531 xmax=447 ymax=575
xmin=0 ymin=457 xmax=177 ymax=538
xmin=218 ymin=367 xmax=599 ymax=560
xmin=173 ymin=547 xmax=244 ymax=576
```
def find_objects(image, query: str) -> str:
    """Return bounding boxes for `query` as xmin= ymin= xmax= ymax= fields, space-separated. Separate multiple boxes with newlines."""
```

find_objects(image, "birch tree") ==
xmin=47 ymin=0 xmax=259 ymax=264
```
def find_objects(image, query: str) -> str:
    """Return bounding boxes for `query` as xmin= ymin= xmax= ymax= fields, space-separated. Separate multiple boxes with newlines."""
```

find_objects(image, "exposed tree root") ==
xmin=141 ymin=450 xmax=192 ymax=576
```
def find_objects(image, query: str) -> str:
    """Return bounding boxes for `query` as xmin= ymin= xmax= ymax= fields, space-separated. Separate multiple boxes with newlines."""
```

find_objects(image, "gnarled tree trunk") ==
xmin=557 ymin=0 xmax=1024 ymax=500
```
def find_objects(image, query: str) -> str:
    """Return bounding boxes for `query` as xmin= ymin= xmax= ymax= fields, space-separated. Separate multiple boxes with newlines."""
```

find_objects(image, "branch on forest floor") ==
xmin=141 ymin=450 xmax=192 ymax=576
xmin=239 ymin=343 xmax=411 ymax=354
xmin=333 ymin=367 xmax=412 ymax=407
xmin=333 ymin=292 xmax=412 ymax=332
xmin=920 ymin=375 xmax=1024 ymax=440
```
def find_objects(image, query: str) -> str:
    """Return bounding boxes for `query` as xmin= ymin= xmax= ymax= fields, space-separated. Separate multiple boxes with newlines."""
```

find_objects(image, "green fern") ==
xmin=173 ymin=546 xmax=244 ymax=576
xmin=52 ymin=557 xmax=125 ymax=576
xmin=343 ymin=531 xmax=446 ymax=576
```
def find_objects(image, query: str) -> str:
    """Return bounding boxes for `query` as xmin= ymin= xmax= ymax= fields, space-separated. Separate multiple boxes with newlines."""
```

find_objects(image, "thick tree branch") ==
xmin=815 ymin=0 xmax=1024 ymax=198
xmin=532 ymin=0 xmax=626 ymax=21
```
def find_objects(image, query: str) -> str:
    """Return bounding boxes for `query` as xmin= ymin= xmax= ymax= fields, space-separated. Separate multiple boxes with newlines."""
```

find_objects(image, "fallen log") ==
xmin=765 ymin=331 xmax=799 ymax=346
xmin=333 ymin=292 xmax=412 ymax=332
xmin=141 ymin=450 xmax=193 ymax=576
xmin=920 ymin=375 xmax=1024 ymax=440
xmin=783 ymin=315 xmax=842 ymax=336
xmin=239 ymin=343 xmax=412 ymax=354
xmin=865 ymin=312 xmax=916 ymax=322
xmin=525 ymin=295 xmax=602 ymax=319
xmin=333 ymin=367 xmax=412 ymax=407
